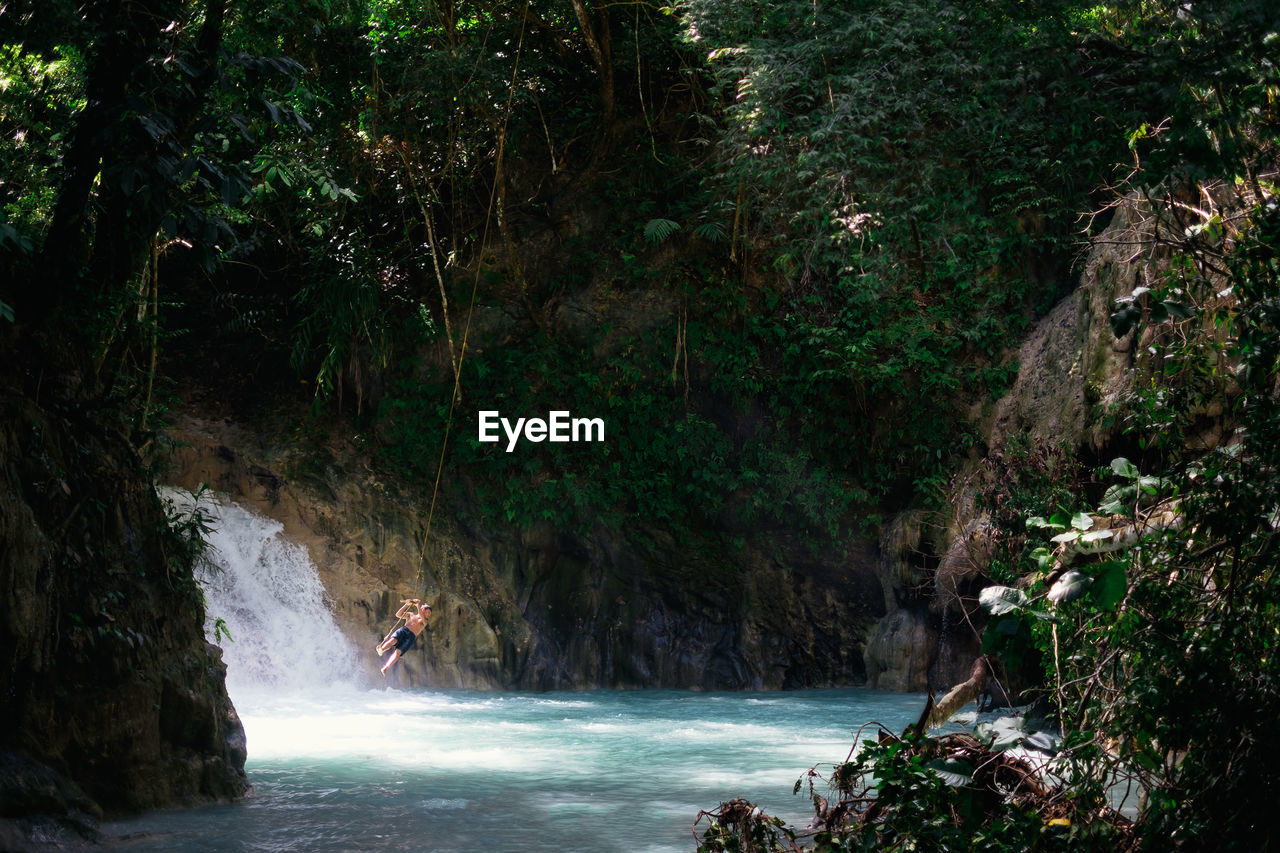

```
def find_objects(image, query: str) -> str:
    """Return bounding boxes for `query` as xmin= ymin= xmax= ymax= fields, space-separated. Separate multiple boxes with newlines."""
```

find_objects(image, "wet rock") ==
xmin=0 ymin=395 xmax=248 ymax=835
xmin=0 ymin=750 xmax=101 ymax=851
xmin=863 ymin=608 xmax=935 ymax=693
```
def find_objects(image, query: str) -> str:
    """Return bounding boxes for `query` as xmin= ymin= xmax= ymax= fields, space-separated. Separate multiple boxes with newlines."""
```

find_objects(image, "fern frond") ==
xmin=643 ymin=218 xmax=681 ymax=245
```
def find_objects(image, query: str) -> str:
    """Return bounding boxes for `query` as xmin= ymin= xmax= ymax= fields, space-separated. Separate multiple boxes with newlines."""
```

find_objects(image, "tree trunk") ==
xmin=568 ymin=0 xmax=615 ymax=156
xmin=34 ymin=0 xmax=227 ymax=393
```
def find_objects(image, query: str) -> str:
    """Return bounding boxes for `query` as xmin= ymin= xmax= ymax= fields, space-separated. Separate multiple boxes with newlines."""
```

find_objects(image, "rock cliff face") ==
xmin=162 ymin=409 xmax=885 ymax=691
xmin=863 ymin=202 xmax=1151 ymax=693
xmin=0 ymin=395 xmax=247 ymax=849
xmin=145 ymin=202 xmax=1161 ymax=704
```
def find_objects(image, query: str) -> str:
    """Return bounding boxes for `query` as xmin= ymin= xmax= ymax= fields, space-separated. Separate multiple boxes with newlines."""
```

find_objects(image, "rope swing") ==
xmin=376 ymin=6 xmax=531 ymax=654
xmin=414 ymin=3 xmax=530 ymax=589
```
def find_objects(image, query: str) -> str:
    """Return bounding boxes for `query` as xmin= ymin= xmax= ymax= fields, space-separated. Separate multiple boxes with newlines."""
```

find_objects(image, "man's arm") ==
xmin=394 ymin=599 xmax=421 ymax=618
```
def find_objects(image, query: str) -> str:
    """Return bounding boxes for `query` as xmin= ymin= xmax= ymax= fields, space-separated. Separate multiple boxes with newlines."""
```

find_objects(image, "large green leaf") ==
xmin=1098 ymin=483 xmax=1136 ymax=515
xmin=979 ymin=585 xmax=1031 ymax=615
xmin=1089 ymin=560 xmax=1128 ymax=611
xmin=1138 ymin=475 xmax=1169 ymax=495
xmin=1111 ymin=302 xmax=1142 ymax=337
xmin=1162 ymin=299 xmax=1196 ymax=321
xmin=1110 ymin=457 xmax=1140 ymax=479
xmin=925 ymin=757 xmax=974 ymax=787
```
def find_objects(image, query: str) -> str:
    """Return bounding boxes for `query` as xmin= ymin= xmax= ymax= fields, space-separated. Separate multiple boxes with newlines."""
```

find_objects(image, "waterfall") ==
xmin=160 ymin=487 xmax=360 ymax=696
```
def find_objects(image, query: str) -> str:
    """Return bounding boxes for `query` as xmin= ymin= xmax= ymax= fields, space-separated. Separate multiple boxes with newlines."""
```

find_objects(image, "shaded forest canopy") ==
xmin=2 ymin=0 xmax=1180 ymax=539
xmin=2 ymin=0 xmax=1279 ymax=849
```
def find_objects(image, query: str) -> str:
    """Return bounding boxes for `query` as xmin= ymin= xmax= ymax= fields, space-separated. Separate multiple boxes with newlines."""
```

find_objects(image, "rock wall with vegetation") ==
xmin=863 ymin=197 xmax=1153 ymax=693
xmin=162 ymin=407 xmax=884 ymax=690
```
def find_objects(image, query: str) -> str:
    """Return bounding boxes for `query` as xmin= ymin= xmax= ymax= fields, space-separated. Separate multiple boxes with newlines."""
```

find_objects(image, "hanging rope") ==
xmin=416 ymin=4 xmax=531 ymax=586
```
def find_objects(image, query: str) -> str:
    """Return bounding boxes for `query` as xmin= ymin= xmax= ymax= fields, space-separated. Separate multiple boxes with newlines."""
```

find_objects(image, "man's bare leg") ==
xmin=381 ymin=649 xmax=401 ymax=675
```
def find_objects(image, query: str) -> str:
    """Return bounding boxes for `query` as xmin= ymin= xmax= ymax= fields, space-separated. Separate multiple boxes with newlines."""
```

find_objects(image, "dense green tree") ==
xmin=680 ymin=0 xmax=1164 ymax=501
xmin=0 ymin=0 xmax=319 ymax=412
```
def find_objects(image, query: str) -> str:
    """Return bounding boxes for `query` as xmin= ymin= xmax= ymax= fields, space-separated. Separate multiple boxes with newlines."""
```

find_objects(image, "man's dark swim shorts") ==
xmin=392 ymin=626 xmax=416 ymax=653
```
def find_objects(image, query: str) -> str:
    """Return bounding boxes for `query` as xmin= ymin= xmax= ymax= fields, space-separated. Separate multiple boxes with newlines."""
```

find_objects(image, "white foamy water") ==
xmin=117 ymin=491 xmax=930 ymax=852
xmin=160 ymin=487 xmax=361 ymax=694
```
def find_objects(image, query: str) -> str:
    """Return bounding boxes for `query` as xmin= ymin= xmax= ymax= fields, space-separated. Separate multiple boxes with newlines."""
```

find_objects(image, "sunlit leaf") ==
xmin=1048 ymin=570 xmax=1092 ymax=605
xmin=1110 ymin=457 xmax=1139 ymax=479
xmin=976 ymin=716 xmax=1026 ymax=752
xmin=979 ymin=585 xmax=1030 ymax=615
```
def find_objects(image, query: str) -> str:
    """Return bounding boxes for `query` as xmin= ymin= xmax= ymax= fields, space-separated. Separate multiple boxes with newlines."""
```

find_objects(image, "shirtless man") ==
xmin=377 ymin=599 xmax=431 ymax=675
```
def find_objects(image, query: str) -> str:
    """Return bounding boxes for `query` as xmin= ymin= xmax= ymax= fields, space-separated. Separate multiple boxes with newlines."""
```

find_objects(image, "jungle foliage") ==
xmin=3 ymin=0 xmax=1279 ymax=847
xmin=696 ymin=190 xmax=1280 ymax=848
xmin=683 ymin=0 xmax=1154 ymax=497
xmin=0 ymin=0 xmax=1163 ymax=539
xmin=689 ymin=0 xmax=1280 ymax=851
xmin=232 ymin=0 xmax=1159 ymax=540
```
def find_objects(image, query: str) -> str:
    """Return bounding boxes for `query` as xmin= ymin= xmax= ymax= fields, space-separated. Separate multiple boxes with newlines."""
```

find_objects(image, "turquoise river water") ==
xmin=106 ymin=687 xmax=928 ymax=852
xmin=106 ymin=494 xmax=930 ymax=852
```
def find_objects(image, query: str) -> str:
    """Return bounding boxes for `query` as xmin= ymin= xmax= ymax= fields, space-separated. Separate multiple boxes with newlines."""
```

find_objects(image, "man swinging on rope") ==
xmin=377 ymin=599 xmax=431 ymax=675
